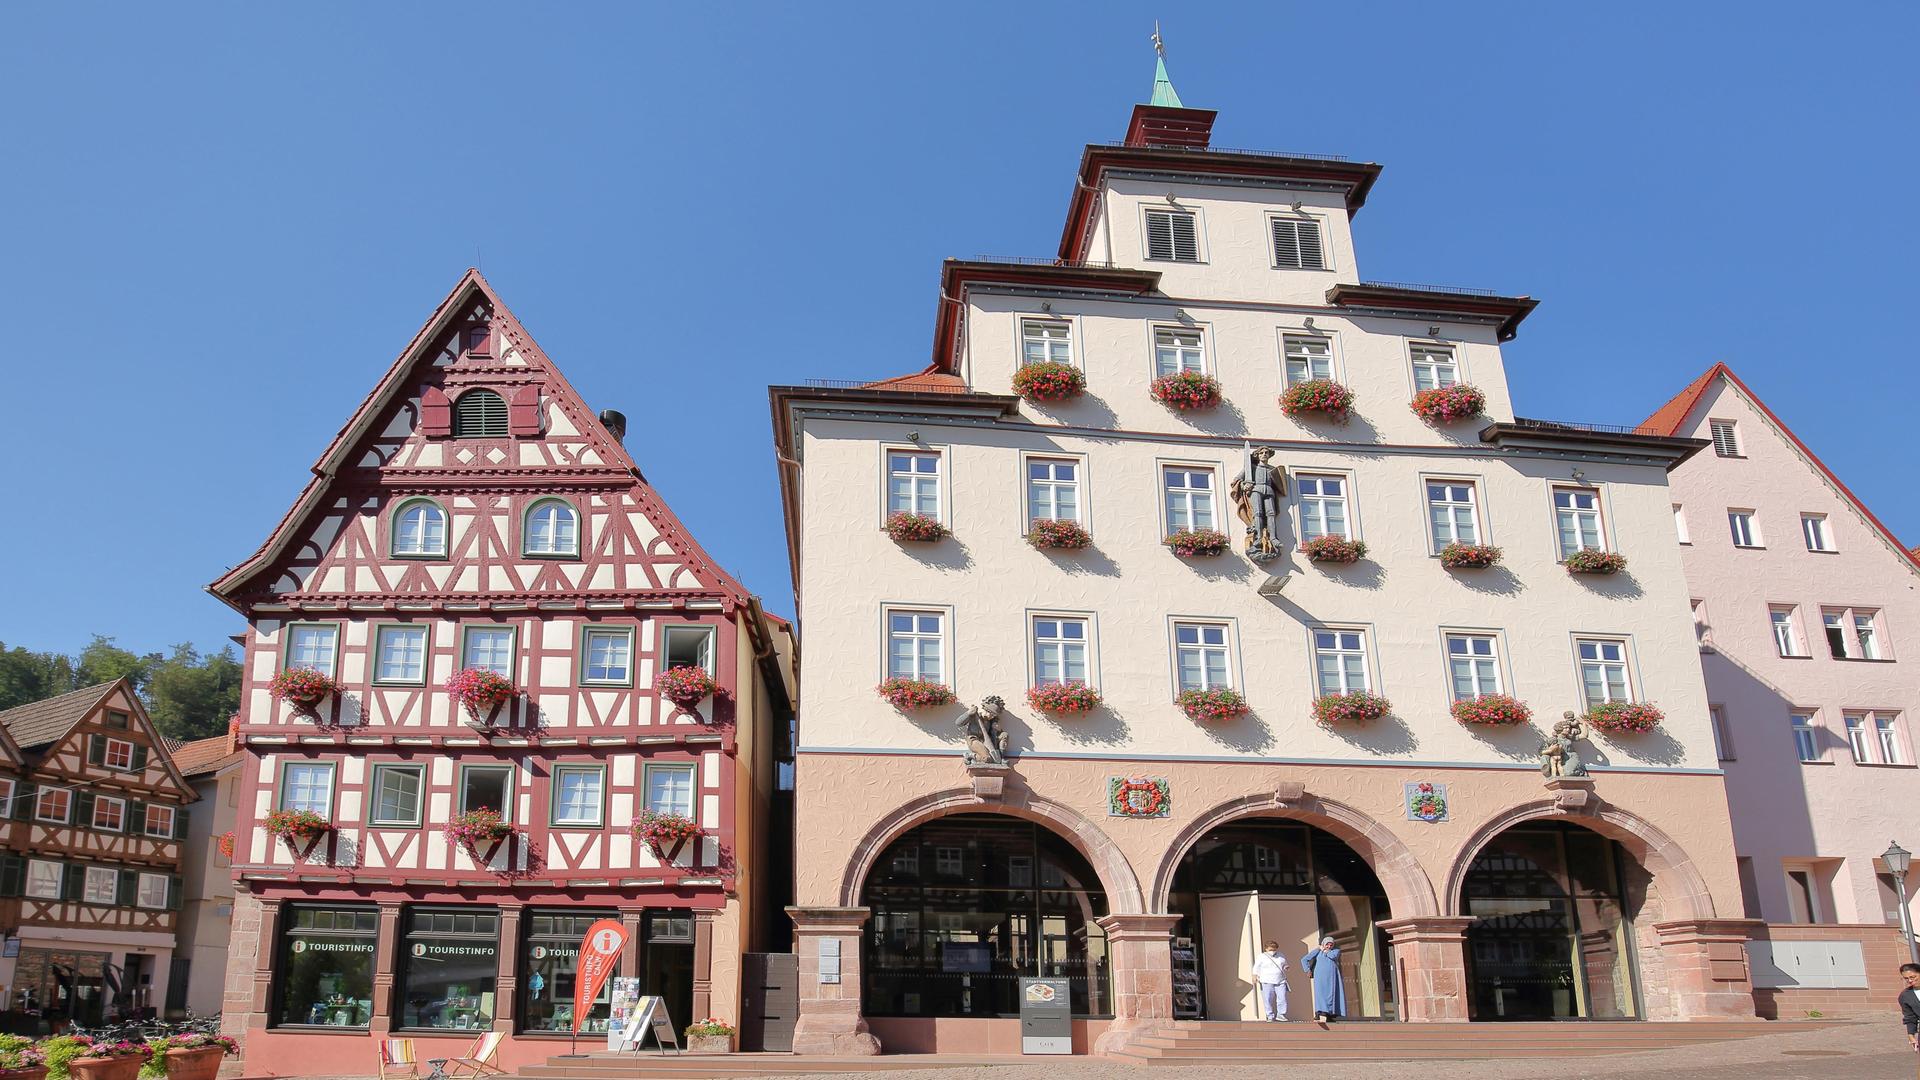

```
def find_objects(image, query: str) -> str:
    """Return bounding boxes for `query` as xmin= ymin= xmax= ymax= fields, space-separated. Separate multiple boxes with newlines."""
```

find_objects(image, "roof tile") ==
xmin=0 ymin=683 xmax=119 ymax=750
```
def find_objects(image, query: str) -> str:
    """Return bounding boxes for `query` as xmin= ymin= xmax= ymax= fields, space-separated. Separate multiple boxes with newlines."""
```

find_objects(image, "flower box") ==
xmin=263 ymin=808 xmax=331 ymax=843
xmin=268 ymin=666 xmax=341 ymax=706
xmin=0 ymin=1068 xmax=47 ymax=1080
xmin=1410 ymin=384 xmax=1486 ymax=424
xmin=1176 ymin=688 xmax=1249 ymax=723
xmin=1585 ymin=701 xmax=1664 ymax=734
xmin=884 ymin=511 xmax=947 ymax=543
xmin=877 ymin=677 xmax=954 ymax=710
xmin=1301 ymin=535 xmax=1367 ymax=564
xmin=216 ymin=831 xmax=236 ymax=860
xmin=153 ymin=1036 xmax=238 ymax=1080
xmin=1313 ymin=690 xmax=1391 ymax=726
xmin=445 ymin=808 xmax=511 ymax=850
xmin=685 ymin=1018 xmax=735 ymax=1054
xmin=1166 ymin=529 xmax=1229 ymax=558
xmin=66 ymin=1046 xmax=145 ymax=1080
xmin=1280 ymin=379 xmax=1355 ymax=422
xmin=446 ymin=667 xmax=516 ymax=721
xmin=1438 ymin=542 xmax=1503 ymax=569
xmin=1012 ymin=360 xmax=1085 ymax=402
xmin=633 ymin=810 xmax=700 ymax=859
xmin=1451 ymin=694 xmax=1532 ymax=727
xmin=1027 ymin=518 xmax=1092 ymax=551
xmin=1150 ymin=371 xmax=1223 ymax=411
xmin=1026 ymin=682 xmax=1101 ymax=715
xmin=1564 ymin=548 xmax=1628 ymax=575
xmin=656 ymin=665 xmax=719 ymax=708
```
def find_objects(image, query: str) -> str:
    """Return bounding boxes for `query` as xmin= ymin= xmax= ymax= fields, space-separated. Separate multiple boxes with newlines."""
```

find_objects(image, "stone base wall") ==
xmin=1751 ymin=922 xmax=1909 ymax=1020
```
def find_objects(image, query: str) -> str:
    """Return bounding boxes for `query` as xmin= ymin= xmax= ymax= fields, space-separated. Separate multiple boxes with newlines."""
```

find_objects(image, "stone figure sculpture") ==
xmin=1540 ymin=711 xmax=1589 ymax=778
xmin=960 ymin=695 xmax=1011 ymax=765
xmin=1231 ymin=445 xmax=1286 ymax=563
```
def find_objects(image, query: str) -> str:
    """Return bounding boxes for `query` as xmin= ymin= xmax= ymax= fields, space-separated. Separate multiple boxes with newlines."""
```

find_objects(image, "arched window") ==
xmin=392 ymin=499 xmax=447 ymax=557
xmin=453 ymin=389 xmax=509 ymax=438
xmin=523 ymin=499 xmax=579 ymax=557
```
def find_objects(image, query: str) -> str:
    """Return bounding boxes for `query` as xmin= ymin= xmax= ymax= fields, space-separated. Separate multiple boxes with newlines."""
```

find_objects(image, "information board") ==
xmin=1170 ymin=937 xmax=1202 ymax=1019
xmin=613 ymin=995 xmax=680 ymax=1053
xmin=605 ymin=977 xmax=642 ymax=1051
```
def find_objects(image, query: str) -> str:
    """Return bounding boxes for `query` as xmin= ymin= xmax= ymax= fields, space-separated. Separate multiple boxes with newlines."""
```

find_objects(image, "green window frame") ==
xmin=368 ymin=764 xmax=425 ymax=828
xmin=457 ymin=764 xmax=515 ymax=822
xmin=372 ymin=624 xmax=432 ymax=686
xmin=662 ymin=625 xmax=716 ymax=675
xmin=278 ymin=760 xmax=337 ymax=818
xmin=283 ymin=623 xmax=342 ymax=678
xmin=390 ymin=497 xmax=450 ymax=559
xmin=458 ymin=624 xmax=518 ymax=679
xmin=522 ymin=498 xmax=581 ymax=558
xmin=578 ymin=626 xmax=635 ymax=687
xmin=549 ymin=764 xmax=606 ymax=827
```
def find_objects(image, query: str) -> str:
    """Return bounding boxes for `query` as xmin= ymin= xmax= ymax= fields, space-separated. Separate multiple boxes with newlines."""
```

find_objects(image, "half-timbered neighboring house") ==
xmin=208 ymin=271 xmax=794 ymax=1075
xmin=0 ymin=680 xmax=193 ymax=1032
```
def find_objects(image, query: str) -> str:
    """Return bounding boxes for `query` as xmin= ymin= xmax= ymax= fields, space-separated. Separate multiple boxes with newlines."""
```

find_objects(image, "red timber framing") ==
xmin=208 ymin=271 xmax=793 ymax=1072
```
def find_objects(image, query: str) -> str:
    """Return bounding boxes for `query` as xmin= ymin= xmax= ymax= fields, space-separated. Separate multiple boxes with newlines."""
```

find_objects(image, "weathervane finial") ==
xmin=1152 ymin=21 xmax=1165 ymax=57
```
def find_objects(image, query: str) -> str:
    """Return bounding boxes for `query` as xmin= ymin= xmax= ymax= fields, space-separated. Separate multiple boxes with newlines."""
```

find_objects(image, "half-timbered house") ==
xmin=209 ymin=271 xmax=794 ymax=1075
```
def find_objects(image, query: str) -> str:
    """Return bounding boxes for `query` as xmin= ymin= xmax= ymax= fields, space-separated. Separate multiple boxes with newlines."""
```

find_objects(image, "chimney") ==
xmin=599 ymin=409 xmax=627 ymax=444
xmin=1125 ymin=37 xmax=1216 ymax=149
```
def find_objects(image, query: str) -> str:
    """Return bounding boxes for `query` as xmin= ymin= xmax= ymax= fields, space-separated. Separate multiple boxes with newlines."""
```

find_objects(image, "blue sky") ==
xmin=2 ymin=2 xmax=1914 ymax=657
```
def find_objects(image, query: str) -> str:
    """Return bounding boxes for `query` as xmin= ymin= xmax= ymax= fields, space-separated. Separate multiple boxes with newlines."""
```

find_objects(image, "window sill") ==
xmin=522 ymin=552 xmax=582 ymax=561
xmin=1799 ymin=759 xmax=1835 ymax=766
xmin=389 ymin=553 xmax=449 ymax=561
xmin=1733 ymin=545 xmax=1766 ymax=550
xmin=579 ymin=682 xmax=636 ymax=690
xmin=1805 ymin=549 xmax=1840 ymax=555
xmin=266 ymin=1025 xmax=371 ymax=1035
xmin=1853 ymin=761 xmax=1918 ymax=770
xmin=1832 ymin=656 xmax=1897 ymax=664
xmin=367 ymin=821 xmax=424 ymax=830
xmin=1776 ymin=654 xmax=1813 ymax=661
xmin=371 ymin=681 xmax=429 ymax=689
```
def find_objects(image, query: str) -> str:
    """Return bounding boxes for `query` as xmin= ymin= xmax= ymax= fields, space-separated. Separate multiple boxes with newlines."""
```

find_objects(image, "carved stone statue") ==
xmin=959 ymin=695 xmax=1011 ymax=765
xmin=1231 ymin=445 xmax=1286 ymax=563
xmin=1540 ymin=711 xmax=1589 ymax=778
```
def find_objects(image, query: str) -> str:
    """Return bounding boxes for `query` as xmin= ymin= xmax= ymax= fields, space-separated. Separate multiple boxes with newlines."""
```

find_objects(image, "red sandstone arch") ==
xmin=1148 ymin=793 xmax=1440 ymax=918
xmin=1440 ymin=800 xmax=1716 ymax=920
xmin=837 ymin=788 xmax=1147 ymax=914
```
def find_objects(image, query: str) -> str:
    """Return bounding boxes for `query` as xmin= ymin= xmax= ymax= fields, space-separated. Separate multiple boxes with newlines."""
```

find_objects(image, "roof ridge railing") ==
xmin=1357 ymin=280 xmax=1507 ymax=298
xmin=1509 ymin=416 xmax=1667 ymax=437
xmin=962 ymin=255 xmax=1119 ymax=269
xmin=1099 ymin=141 xmax=1351 ymax=163
xmin=802 ymin=378 xmax=973 ymax=394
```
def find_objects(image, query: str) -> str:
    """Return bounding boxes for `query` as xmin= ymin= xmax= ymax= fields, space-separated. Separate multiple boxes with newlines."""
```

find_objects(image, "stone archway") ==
xmin=1441 ymin=799 xmax=1715 ymax=921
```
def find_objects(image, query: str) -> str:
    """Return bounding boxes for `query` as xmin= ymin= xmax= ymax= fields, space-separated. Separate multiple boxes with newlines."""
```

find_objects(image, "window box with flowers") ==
xmin=1166 ymin=529 xmax=1229 ymax=558
xmin=446 ymin=668 xmax=517 ymax=723
xmin=445 ymin=808 xmax=511 ymax=854
xmin=215 ymin=831 xmax=236 ymax=861
xmin=1410 ymin=384 xmax=1486 ymax=424
xmin=263 ymin=809 xmax=331 ymax=845
xmin=1301 ymin=535 xmax=1367 ymax=564
xmin=1176 ymin=688 xmax=1250 ymax=723
xmin=1027 ymin=682 xmax=1101 ymax=716
xmin=1150 ymin=371 xmax=1224 ymax=411
xmin=884 ymin=511 xmax=947 ymax=544
xmin=685 ymin=1018 xmax=736 ymax=1054
xmin=1280 ymin=379 xmax=1356 ymax=423
xmin=1564 ymin=548 xmax=1628 ymax=576
xmin=1438 ymin=542 xmax=1503 ymax=570
xmin=632 ymin=810 xmax=700 ymax=860
xmin=1313 ymin=691 xmax=1392 ymax=726
xmin=268 ymin=667 xmax=342 ymax=708
xmin=150 ymin=1035 xmax=238 ymax=1080
xmin=1028 ymin=519 xmax=1092 ymax=551
xmin=656 ymin=665 xmax=720 ymax=709
xmin=1452 ymin=694 xmax=1532 ymax=727
xmin=1585 ymin=701 xmax=1664 ymax=734
xmin=876 ymin=678 xmax=954 ymax=710
xmin=1012 ymin=361 xmax=1086 ymax=403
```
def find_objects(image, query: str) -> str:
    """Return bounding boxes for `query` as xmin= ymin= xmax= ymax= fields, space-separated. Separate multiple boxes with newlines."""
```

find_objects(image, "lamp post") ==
xmin=1884 ymin=840 xmax=1918 ymax=966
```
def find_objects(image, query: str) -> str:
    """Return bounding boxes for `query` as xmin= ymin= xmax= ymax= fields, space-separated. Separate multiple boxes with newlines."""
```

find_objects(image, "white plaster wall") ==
xmin=1097 ymin=178 xmax=1361 ymax=304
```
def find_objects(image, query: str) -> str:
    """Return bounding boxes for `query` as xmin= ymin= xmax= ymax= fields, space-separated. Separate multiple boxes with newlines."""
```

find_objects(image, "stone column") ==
xmin=494 ymin=905 xmax=524 ymax=1032
xmin=245 ymin=897 xmax=283 ymax=1029
xmin=371 ymin=902 xmax=404 ymax=1034
xmin=1092 ymin=913 xmax=1179 ymax=1055
xmin=691 ymin=911 xmax=715 ymax=1022
xmin=1652 ymin=918 xmax=1764 ymax=1019
xmin=620 ymin=910 xmax=644 ymax=981
xmin=1378 ymin=917 xmax=1475 ymax=1022
xmin=787 ymin=907 xmax=880 ymax=1055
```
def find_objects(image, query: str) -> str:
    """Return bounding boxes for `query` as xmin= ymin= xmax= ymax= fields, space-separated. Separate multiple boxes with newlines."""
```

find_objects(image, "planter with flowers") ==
xmin=1028 ymin=518 xmax=1092 ymax=551
xmin=1280 ymin=379 xmax=1356 ymax=423
xmin=1301 ymin=535 xmax=1367 ymax=565
xmin=685 ymin=1018 xmax=736 ymax=1054
xmin=268 ymin=667 xmax=342 ymax=711
xmin=37 ymin=1036 xmax=89 ymax=1080
xmin=1564 ymin=548 xmax=1628 ymax=576
xmin=1012 ymin=361 xmax=1085 ymax=403
xmin=445 ymin=808 xmax=512 ymax=861
xmin=876 ymin=678 xmax=954 ymax=711
xmin=632 ymin=810 xmax=701 ymax=861
xmin=0 ymin=1034 xmax=45 ymax=1080
xmin=1410 ymin=384 xmax=1486 ymax=424
xmin=1177 ymin=688 xmax=1250 ymax=724
xmin=1166 ymin=529 xmax=1230 ymax=559
xmin=216 ymin=831 xmax=236 ymax=861
xmin=1150 ymin=371 xmax=1224 ymax=411
xmin=63 ymin=1040 xmax=146 ymax=1080
xmin=1452 ymin=694 xmax=1533 ymax=727
xmin=263 ymin=809 xmax=332 ymax=856
xmin=656 ymin=665 xmax=720 ymax=710
xmin=148 ymin=1036 xmax=238 ymax=1080
xmin=1313 ymin=691 xmax=1392 ymax=726
xmin=446 ymin=667 xmax=517 ymax=725
xmin=884 ymin=511 xmax=947 ymax=544
xmin=1438 ymin=542 xmax=1503 ymax=570
xmin=1027 ymin=682 xmax=1102 ymax=716
xmin=1585 ymin=701 xmax=1664 ymax=735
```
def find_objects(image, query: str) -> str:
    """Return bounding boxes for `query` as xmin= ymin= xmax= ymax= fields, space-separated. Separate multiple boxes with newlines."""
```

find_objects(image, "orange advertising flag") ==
xmin=572 ymin=918 xmax=628 ymax=1034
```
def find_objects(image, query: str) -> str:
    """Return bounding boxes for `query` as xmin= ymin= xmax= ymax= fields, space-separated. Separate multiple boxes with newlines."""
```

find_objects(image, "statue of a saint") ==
xmin=1540 ymin=712 xmax=1589 ymax=778
xmin=1231 ymin=445 xmax=1285 ymax=563
xmin=959 ymin=695 xmax=1011 ymax=765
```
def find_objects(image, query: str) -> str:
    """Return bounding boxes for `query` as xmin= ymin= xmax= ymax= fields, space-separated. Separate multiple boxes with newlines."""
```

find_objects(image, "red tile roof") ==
xmin=1639 ymin=363 xmax=1726 ymax=437
xmin=170 ymin=735 xmax=243 ymax=778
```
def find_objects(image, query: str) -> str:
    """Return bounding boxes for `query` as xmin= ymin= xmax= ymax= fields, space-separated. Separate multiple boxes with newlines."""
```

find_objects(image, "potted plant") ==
xmin=38 ymin=1037 xmax=91 ymax=1080
xmin=0 ymin=1035 xmax=46 ymax=1080
xmin=445 ymin=667 xmax=517 ymax=721
xmin=884 ymin=511 xmax=947 ymax=543
xmin=1564 ymin=548 xmax=1628 ymax=575
xmin=632 ymin=809 xmax=701 ymax=859
xmin=1176 ymin=687 xmax=1250 ymax=723
xmin=1313 ymin=690 xmax=1392 ymax=726
xmin=1280 ymin=379 xmax=1356 ymax=422
xmin=1166 ymin=528 xmax=1229 ymax=558
xmin=267 ymin=667 xmax=341 ymax=707
xmin=1012 ymin=360 xmax=1085 ymax=402
xmin=1150 ymin=371 xmax=1223 ymax=410
xmin=1452 ymin=694 xmax=1533 ymax=727
xmin=63 ymin=1041 xmax=146 ymax=1080
xmin=216 ymin=831 xmax=236 ymax=861
xmin=445 ymin=807 xmax=510 ymax=851
xmin=1027 ymin=518 xmax=1092 ymax=551
xmin=1410 ymin=384 xmax=1486 ymax=423
xmin=1585 ymin=701 xmax=1665 ymax=734
xmin=1026 ymin=682 xmax=1102 ymax=715
xmin=1438 ymin=541 xmax=1503 ymax=569
xmin=1301 ymin=535 xmax=1367 ymax=564
xmin=656 ymin=665 xmax=720 ymax=708
xmin=147 ymin=1036 xmax=237 ymax=1080
xmin=262 ymin=808 xmax=331 ymax=845
xmin=684 ymin=1017 xmax=736 ymax=1054
xmin=876 ymin=677 xmax=954 ymax=710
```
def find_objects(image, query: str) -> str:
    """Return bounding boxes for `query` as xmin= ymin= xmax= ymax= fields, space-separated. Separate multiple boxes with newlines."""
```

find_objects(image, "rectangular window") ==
xmin=1791 ymin=713 xmax=1820 ymax=762
xmin=369 ymin=765 xmax=423 ymax=827
xmin=1162 ymin=467 xmax=1216 ymax=535
xmin=25 ymin=859 xmax=63 ymax=900
xmin=1173 ymin=622 xmax=1232 ymax=693
xmin=521 ymin=910 xmax=620 ymax=1033
xmin=886 ymin=450 xmax=941 ymax=519
xmin=1845 ymin=714 xmax=1872 ymax=763
xmin=1802 ymin=514 xmax=1833 ymax=552
xmin=1021 ymin=319 xmax=1073 ymax=366
xmin=1575 ymin=638 xmax=1631 ymax=707
xmin=103 ymin=738 xmax=135 ymax=771
xmin=1553 ymin=488 xmax=1605 ymax=558
xmin=1269 ymin=216 xmax=1326 ymax=269
xmin=580 ymin=627 xmax=633 ymax=685
xmin=1153 ymin=327 xmax=1206 ymax=377
xmin=1822 ymin=610 xmax=1848 ymax=658
xmin=1025 ymin=458 xmax=1081 ymax=525
xmin=1787 ymin=869 xmax=1819 ymax=922
xmin=286 ymin=624 xmax=339 ymax=677
xmin=663 ymin=625 xmax=715 ymax=673
xmin=1855 ymin=612 xmax=1882 ymax=659
xmin=886 ymin=610 xmax=945 ymax=683
xmin=1771 ymin=607 xmax=1803 ymax=657
xmin=645 ymin=764 xmax=695 ymax=817
xmin=1710 ymin=420 xmax=1740 ymax=457
xmin=1032 ymin=616 xmax=1090 ymax=686
xmin=1281 ymin=335 xmax=1333 ymax=386
xmin=1728 ymin=510 xmax=1761 ymax=548
xmin=144 ymin=803 xmax=175 ymax=837
xmin=92 ymin=796 xmax=125 ymax=832
xmin=1314 ymin=629 xmax=1371 ymax=696
xmin=82 ymin=866 xmax=116 ymax=905
xmin=280 ymin=762 xmax=335 ymax=815
xmin=1427 ymin=481 xmax=1480 ymax=547
xmin=374 ymin=625 xmax=428 ymax=684
xmin=1673 ymin=504 xmax=1690 ymax=544
xmin=461 ymin=627 xmax=515 ymax=677
xmin=551 ymin=765 xmax=604 ymax=827
xmin=1295 ymin=474 xmax=1349 ymax=540
xmin=136 ymin=872 xmax=169 ymax=910
xmin=1877 ymin=714 xmax=1905 ymax=765
xmin=1709 ymin=705 xmax=1734 ymax=761
xmin=35 ymin=788 xmax=71 ymax=823
xmin=1145 ymin=208 xmax=1200 ymax=262
xmin=1409 ymin=344 xmax=1459 ymax=392
xmin=459 ymin=766 xmax=513 ymax=819
xmin=275 ymin=906 xmax=378 ymax=1028
xmin=398 ymin=908 xmax=500 ymax=1031
xmin=1445 ymin=634 xmax=1501 ymax=701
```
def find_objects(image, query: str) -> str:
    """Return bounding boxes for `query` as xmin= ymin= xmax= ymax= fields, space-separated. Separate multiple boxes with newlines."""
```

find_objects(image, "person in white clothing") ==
xmin=1252 ymin=940 xmax=1290 ymax=1021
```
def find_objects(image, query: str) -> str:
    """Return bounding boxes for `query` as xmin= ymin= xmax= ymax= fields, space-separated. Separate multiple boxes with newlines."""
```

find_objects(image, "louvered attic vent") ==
xmin=453 ymin=389 xmax=510 ymax=438
xmin=1144 ymin=209 xmax=1200 ymax=262
xmin=1271 ymin=217 xmax=1326 ymax=270
xmin=1709 ymin=420 xmax=1740 ymax=458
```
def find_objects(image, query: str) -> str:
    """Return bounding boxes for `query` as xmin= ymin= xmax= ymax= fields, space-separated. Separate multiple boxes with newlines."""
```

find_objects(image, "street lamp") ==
xmin=1883 ymin=840 xmax=1918 ymax=965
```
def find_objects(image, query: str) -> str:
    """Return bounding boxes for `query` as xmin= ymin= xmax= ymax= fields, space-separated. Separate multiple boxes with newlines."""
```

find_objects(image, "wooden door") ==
xmin=740 ymin=952 xmax=797 ymax=1052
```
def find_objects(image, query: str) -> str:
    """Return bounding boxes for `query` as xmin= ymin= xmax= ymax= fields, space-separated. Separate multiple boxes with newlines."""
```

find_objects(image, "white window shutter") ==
xmin=1710 ymin=421 xmax=1739 ymax=457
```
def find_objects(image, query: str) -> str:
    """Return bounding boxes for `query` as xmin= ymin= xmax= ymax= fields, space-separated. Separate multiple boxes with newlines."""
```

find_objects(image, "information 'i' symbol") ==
xmin=595 ymin=929 xmax=619 ymax=953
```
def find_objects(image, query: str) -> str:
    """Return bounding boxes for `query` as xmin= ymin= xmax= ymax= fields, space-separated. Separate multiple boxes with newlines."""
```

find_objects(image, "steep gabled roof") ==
xmin=1646 ymin=362 xmax=1920 ymax=573
xmin=170 ymin=735 xmax=243 ymax=779
xmin=0 ymin=682 xmax=119 ymax=751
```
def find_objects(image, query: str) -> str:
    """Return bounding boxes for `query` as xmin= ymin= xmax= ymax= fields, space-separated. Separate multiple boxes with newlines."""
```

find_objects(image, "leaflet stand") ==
xmin=612 ymin=995 xmax=681 ymax=1056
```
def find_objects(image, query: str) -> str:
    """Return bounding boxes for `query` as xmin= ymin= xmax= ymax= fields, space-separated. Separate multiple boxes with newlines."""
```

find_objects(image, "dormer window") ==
xmin=1270 ymin=216 xmax=1327 ymax=270
xmin=523 ymin=499 xmax=579 ymax=557
xmin=453 ymin=389 xmax=510 ymax=438
xmin=1144 ymin=208 xmax=1200 ymax=262
xmin=392 ymin=499 xmax=448 ymax=557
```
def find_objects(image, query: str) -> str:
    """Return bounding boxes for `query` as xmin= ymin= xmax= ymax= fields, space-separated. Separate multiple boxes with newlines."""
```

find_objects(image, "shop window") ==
xmin=274 ymin=905 xmax=378 ymax=1028
xmin=398 ymin=908 xmax=501 ymax=1031
xmin=521 ymin=910 xmax=619 ymax=1033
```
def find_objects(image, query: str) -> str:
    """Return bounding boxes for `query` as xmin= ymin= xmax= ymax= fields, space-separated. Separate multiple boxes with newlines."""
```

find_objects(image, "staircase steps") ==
xmin=517 ymin=1054 xmax=1006 ymax=1079
xmin=1104 ymin=1019 xmax=1845 ymax=1064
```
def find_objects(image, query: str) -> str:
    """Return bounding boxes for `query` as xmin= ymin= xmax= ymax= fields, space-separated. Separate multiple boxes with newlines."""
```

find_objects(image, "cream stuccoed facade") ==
xmin=773 ymin=83 xmax=1759 ymax=1055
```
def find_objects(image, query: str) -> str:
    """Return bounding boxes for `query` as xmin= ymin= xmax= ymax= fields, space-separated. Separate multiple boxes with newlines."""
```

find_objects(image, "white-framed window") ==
xmin=458 ymin=764 xmax=513 ymax=818
xmin=1673 ymin=504 xmax=1690 ymax=544
xmin=368 ymin=764 xmax=423 ymax=827
xmin=1427 ymin=480 xmax=1481 ymax=547
xmin=1791 ymin=712 xmax=1820 ymax=763
xmin=1728 ymin=510 xmax=1761 ymax=548
xmin=886 ymin=610 xmax=945 ymax=683
xmin=1162 ymin=466 xmax=1216 ymax=535
xmin=374 ymin=625 xmax=428 ymax=684
xmin=1845 ymin=714 xmax=1872 ymax=762
xmin=1021 ymin=318 xmax=1074 ymax=366
xmin=644 ymin=764 xmax=695 ymax=817
xmin=1144 ymin=207 xmax=1200 ymax=262
xmin=1856 ymin=612 xmax=1883 ymax=660
xmin=136 ymin=872 xmax=169 ymax=910
xmin=1709 ymin=420 xmax=1741 ymax=457
xmin=1031 ymin=616 xmax=1090 ymax=686
xmin=280 ymin=762 xmax=335 ymax=815
xmin=392 ymin=499 xmax=448 ymax=557
xmin=1409 ymin=344 xmax=1459 ymax=392
xmin=1173 ymin=622 xmax=1232 ymax=693
xmin=1281 ymin=335 xmax=1333 ymax=386
xmin=581 ymin=627 xmax=634 ymax=686
xmin=1269 ymin=215 xmax=1326 ymax=270
xmin=1575 ymin=638 xmax=1632 ymax=707
xmin=1295 ymin=474 xmax=1350 ymax=540
xmin=1025 ymin=458 xmax=1081 ymax=525
xmin=1801 ymin=514 xmax=1834 ymax=552
xmin=552 ymin=765 xmax=605 ymax=827
xmin=92 ymin=796 xmax=125 ymax=833
xmin=523 ymin=499 xmax=579 ymax=557
xmin=83 ymin=866 xmax=116 ymax=905
xmin=1313 ymin=628 xmax=1371 ymax=696
xmin=1771 ymin=607 xmax=1804 ymax=657
xmin=144 ymin=803 xmax=176 ymax=837
xmin=285 ymin=624 xmax=339 ymax=678
xmin=1822 ymin=610 xmax=1847 ymax=658
xmin=462 ymin=627 xmax=515 ymax=677
xmin=886 ymin=450 xmax=942 ymax=519
xmin=24 ymin=859 xmax=63 ymax=900
xmin=1445 ymin=633 xmax=1501 ymax=701
xmin=1822 ymin=607 xmax=1885 ymax=660
xmin=1153 ymin=327 xmax=1206 ymax=377
xmin=1709 ymin=705 xmax=1734 ymax=762
xmin=1553 ymin=488 xmax=1606 ymax=558
xmin=102 ymin=738 xmax=135 ymax=771
xmin=663 ymin=625 xmax=716 ymax=673
xmin=35 ymin=788 xmax=71 ymax=824
xmin=1876 ymin=714 xmax=1905 ymax=765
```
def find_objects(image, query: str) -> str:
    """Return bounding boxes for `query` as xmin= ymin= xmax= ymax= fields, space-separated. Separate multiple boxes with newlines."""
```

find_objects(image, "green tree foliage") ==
xmin=0 ymin=636 xmax=240 ymax=741
xmin=77 ymin=634 xmax=160 ymax=694
xmin=0 ymin=643 xmax=80 ymax=712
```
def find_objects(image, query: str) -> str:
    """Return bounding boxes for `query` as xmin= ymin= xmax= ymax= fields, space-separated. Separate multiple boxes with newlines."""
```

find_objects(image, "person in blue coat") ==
xmin=1303 ymin=935 xmax=1346 ymax=1023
